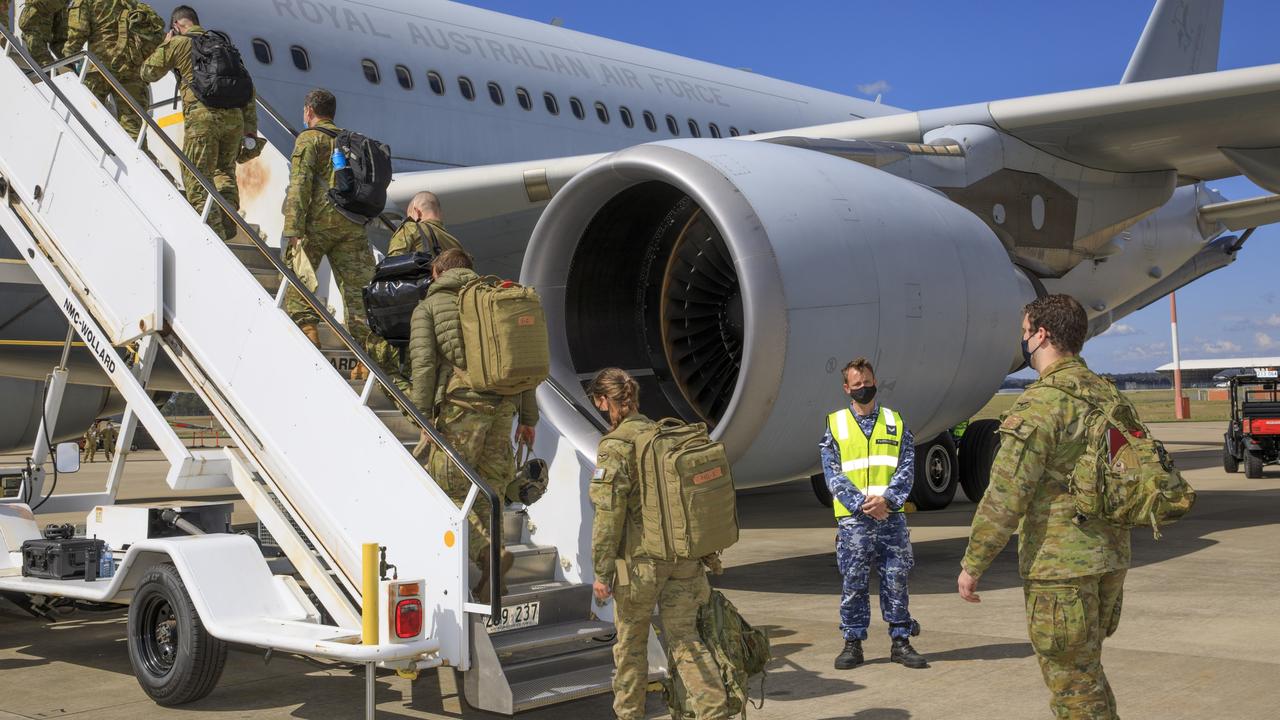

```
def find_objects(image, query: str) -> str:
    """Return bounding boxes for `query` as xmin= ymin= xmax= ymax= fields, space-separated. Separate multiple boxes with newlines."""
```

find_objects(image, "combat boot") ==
xmin=890 ymin=637 xmax=928 ymax=669
xmin=300 ymin=323 xmax=321 ymax=348
xmin=834 ymin=639 xmax=863 ymax=669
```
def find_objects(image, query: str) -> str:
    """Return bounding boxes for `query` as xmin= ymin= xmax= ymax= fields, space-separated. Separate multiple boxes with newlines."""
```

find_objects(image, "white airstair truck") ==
xmin=0 ymin=29 xmax=651 ymax=716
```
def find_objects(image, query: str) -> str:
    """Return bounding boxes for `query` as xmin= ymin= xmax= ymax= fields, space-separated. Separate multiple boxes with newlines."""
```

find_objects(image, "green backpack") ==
xmin=633 ymin=420 xmax=739 ymax=561
xmin=662 ymin=590 xmax=771 ymax=719
xmin=1048 ymin=381 xmax=1196 ymax=538
xmin=456 ymin=276 xmax=549 ymax=396
xmin=111 ymin=1 xmax=164 ymax=71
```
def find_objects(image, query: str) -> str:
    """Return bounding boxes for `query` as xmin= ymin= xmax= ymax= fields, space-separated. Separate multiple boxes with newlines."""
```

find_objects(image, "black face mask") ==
xmin=1021 ymin=336 xmax=1042 ymax=368
xmin=849 ymin=385 xmax=877 ymax=405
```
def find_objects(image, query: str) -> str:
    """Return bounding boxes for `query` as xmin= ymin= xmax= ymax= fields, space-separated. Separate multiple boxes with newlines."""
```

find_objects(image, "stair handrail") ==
xmin=0 ymin=26 xmax=504 ymax=619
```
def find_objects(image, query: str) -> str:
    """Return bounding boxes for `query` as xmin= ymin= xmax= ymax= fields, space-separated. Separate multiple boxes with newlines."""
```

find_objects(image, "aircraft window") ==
xmin=620 ymin=106 xmax=634 ymax=128
xmin=570 ymin=97 xmax=585 ymax=120
xmin=426 ymin=70 xmax=445 ymax=95
xmin=643 ymin=111 xmax=657 ymax=132
xmin=459 ymin=76 xmax=475 ymax=101
xmin=290 ymin=45 xmax=310 ymax=71
xmin=516 ymin=87 xmax=532 ymax=111
xmin=251 ymin=39 xmax=272 ymax=65
xmin=488 ymin=81 xmax=504 ymax=106
xmin=544 ymin=92 xmax=560 ymax=115
xmin=594 ymin=101 xmax=609 ymax=124
xmin=361 ymin=59 xmax=380 ymax=85
xmin=729 ymin=126 xmax=740 ymax=137
xmin=688 ymin=119 xmax=701 ymax=137
xmin=395 ymin=65 xmax=413 ymax=90
xmin=665 ymin=114 xmax=679 ymax=135
xmin=709 ymin=123 xmax=721 ymax=138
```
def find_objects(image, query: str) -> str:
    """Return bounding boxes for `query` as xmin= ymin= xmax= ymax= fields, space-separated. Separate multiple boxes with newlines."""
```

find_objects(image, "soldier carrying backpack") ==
xmin=139 ymin=5 xmax=257 ymax=241
xmin=409 ymin=249 xmax=545 ymax=600
xmin=959 ymin=294 xmax=1196 ymax=720
xmin=587 ymin=367 xmax=738 ymax=720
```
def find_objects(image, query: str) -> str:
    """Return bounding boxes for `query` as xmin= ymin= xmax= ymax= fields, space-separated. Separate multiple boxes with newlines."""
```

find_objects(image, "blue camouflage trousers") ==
xmin=836 ymin=512 xmax=915 ymax=641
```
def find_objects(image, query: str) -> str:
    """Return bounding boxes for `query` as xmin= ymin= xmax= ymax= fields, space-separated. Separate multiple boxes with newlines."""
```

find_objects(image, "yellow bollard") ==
xmin=362 ymin=543 xmax=379 ymax=645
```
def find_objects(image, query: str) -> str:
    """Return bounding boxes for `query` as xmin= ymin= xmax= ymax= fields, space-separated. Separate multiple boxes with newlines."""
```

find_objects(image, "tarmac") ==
xmin=1 ymin=421 xmax=1277 ymax=719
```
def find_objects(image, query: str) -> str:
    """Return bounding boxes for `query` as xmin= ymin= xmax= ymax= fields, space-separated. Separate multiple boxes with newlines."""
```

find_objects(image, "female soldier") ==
xmin=587 ymin=368 xmax=728 ymax=720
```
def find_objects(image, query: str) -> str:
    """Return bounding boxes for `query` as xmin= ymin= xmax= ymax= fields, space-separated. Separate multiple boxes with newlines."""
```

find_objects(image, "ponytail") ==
xmin=588 ymin=367 xmax=640 ymax=425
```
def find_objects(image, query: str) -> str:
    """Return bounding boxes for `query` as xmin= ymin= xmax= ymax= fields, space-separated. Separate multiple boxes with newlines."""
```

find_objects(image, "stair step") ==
xmin=507 ymin=543 xmax=558 ymax=585
xmin=504 ymin=642 xmax=614 ymax=686
xmin=503 ymin=509 xmax=526 ymax=544
xmin=491 ymin=617 xmax=614 ymax=665
xmin=500 ymin=580 xmax=592 ymax=627
xmin=509 ymin=660 xmax=636 ymax=713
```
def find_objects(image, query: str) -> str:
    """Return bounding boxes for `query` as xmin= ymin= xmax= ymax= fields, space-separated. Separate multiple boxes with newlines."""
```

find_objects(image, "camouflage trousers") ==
xmin=836 ymin=513 xmax=916 ymax=640
xmin=613 ymin=558 xmax=727 ymax=720
xmin=283 ymin=227 xmax=375 ymax=346
xmin=425 ymin=398 xmax=517 ymax=564
xmin=182 ymin=103 xmax=243 ymax=240
xmin=84 ymin=72 xmax=149 ymax=139
xmin=83 ymin=433 xmax=98 ymax=462
xmin=1025 ymin=570 xmax=1126 ymax=720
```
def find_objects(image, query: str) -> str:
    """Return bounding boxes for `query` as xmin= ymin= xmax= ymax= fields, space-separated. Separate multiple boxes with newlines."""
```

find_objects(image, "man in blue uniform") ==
xmin=818 ymin=357 xmax=928 ymax=670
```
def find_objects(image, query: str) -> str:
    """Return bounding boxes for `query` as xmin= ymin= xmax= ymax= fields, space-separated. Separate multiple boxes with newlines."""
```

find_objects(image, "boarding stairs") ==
xmin=0 ymin=29 xmax=651 ymax=713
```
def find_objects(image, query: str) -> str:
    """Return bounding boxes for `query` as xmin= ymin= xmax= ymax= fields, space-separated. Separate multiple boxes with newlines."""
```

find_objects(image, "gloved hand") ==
xmin=237 ymin=135 xmax=265 ymax=163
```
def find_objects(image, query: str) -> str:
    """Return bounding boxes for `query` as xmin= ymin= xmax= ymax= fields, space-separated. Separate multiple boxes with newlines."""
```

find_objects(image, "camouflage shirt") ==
xmin=387 ymin=219 xmax=462 ymax=258
xmin=138 ymin=25 xmax=256 ymax=130
xmin=18 ymin=0 xmax=67 ymax=64
xmin=281 ymin=119 xmax=364 ymax=238
xmin=63 ymin=0 xmax=152 ymax=76
xmin=962 ymin=356 xmax=1131 ymax=580
xmin=589 ymin=414 xmax=654 ymax=587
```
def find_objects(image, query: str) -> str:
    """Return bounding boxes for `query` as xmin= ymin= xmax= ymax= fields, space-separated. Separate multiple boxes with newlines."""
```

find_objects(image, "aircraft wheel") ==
xmin=959 ymin=419 xmax=1002 ymax=502
xmin=127 ymin=563 xmax=227 ymax=706
xmin=810 ymin=474 xmax=834 ymax=508
xmin=909 ymin=433 xmax=958 ymax=511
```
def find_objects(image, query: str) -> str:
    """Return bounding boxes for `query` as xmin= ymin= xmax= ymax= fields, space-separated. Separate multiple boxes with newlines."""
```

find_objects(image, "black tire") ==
xmin=1222 ymin=442 xmax=1239 ymax=474
xmin=959 ymin=419 xmax=1002 ymax=503
xmin=1245 ymin=450 xmax=1265 ymax=479
xmin=127 ymin=562 xmax=227 ymax=706
xmin=810 ymin=474 xmax=834 ymax=508
xmin=909 ymin=433 xmax=958 ymax=511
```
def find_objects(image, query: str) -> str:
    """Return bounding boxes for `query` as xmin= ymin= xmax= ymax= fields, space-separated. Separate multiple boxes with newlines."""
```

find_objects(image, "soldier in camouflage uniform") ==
xmin=99 ymin=419 xmax=116 ymax=461
xmin=18 ymin=0 xmax=67 ymax=65
xmin=587 ymin=368 xmax=728 ymax=720
xmin=409 ymin=249 xmax=537 ymax=597
xmin=83 ymin=421 xmax=100 ymax=462
xmin=64 ymin=0 xmax=160 ymax=139
xmin=279 ymin=87 xmax=375 ymax=363
xmin=140 ymin=5 xmax=255 ymax=240
xmin=959 ymin=294 xmax=1130 ymax=720
xmin=819 ymin=357 xmax=927 ymax=670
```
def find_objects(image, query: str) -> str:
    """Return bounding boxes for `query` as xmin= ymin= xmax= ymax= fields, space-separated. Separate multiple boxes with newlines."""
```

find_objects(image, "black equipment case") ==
xmin=21 ymin=538 xmax=105 ymax=580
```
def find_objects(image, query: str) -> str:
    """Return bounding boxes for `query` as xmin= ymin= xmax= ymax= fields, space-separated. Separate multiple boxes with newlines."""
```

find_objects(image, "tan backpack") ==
xmin=111 ymin=1 xmax=164 ymax=71
xmin=632 ymin=419 xmax=739 ymax=561
xmin=456 ymin=276 xmax=549 ymax=395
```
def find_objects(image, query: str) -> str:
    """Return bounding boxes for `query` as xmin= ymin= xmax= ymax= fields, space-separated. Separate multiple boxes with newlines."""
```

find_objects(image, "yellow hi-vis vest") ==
xmin=827 ymin=405 xmax=904 ymax=519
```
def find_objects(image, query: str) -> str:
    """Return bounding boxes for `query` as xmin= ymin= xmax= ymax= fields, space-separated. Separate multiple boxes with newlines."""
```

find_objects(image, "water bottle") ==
xmin=332 ymin=145 xmax=355 ymax=196
xmin=98 ymin=543 xmax=114 ymax=579
xmin=331 ymin=146 xmax=348 ymax=170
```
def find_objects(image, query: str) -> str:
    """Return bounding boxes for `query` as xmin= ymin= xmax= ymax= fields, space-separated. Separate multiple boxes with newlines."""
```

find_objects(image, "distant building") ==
xmin=1154 ymin=357 xmax=1280 ymax=386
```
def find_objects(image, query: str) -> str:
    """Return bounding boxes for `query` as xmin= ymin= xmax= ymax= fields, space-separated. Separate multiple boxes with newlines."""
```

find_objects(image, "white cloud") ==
xmin=1101 ymin=323 xmax=1139 ymax=337
xmin=1200 ymin=339 xmax=1243 ymax=355
xmin=1115 ymin=342 xmax=1168 ymax=361
xmin=856 ymin=79 xmax=891 ymax=96
xmin=1258 ymin=332 xmax=1277 ymax=350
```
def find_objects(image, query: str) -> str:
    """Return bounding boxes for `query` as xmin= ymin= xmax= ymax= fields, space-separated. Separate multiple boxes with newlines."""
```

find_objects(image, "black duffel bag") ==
xmin=363 ymin=251 xmax=433 ymax=345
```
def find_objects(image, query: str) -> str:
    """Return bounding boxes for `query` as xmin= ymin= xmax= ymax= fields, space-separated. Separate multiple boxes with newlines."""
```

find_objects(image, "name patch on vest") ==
xmin=875 ymin=439 xmax=899 ymax=446
xmin=692 ymin=467 xmax=724 ymax=485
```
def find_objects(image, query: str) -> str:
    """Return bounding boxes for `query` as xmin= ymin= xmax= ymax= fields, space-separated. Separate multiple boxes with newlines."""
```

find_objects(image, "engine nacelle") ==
xmin=524 ymin=140 xmax=1034 ymax=487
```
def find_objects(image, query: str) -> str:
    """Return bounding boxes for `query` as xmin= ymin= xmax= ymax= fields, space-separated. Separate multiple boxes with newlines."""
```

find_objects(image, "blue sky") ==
xmin=468 ymin=0 xmax=1280 ymax=373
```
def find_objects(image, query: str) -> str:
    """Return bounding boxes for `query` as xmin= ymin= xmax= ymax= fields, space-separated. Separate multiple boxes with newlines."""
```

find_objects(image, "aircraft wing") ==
xmin=754 ymin=63 xmax=1280 ymax=187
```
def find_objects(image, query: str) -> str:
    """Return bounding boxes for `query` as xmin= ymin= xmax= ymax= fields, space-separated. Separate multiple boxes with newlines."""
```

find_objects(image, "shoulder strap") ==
xmin=424 ymin=223 xmax=443 ymax=256
xmin=303 ymin=126 xmax=338 ymax=139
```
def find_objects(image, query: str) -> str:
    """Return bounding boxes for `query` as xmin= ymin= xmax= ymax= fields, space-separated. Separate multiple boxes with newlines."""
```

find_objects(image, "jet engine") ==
xmin=524 ymin=140 xmax=1036 ymax=487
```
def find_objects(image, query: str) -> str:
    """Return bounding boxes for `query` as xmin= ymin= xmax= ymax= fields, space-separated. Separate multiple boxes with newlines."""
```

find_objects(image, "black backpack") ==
xmin=362 ymin=224 xmax=444 ymax=345
xmin=310 ymin=127 xmax=393 ymax=223
xmin=186 ymin=31 xmax=254 ymax=109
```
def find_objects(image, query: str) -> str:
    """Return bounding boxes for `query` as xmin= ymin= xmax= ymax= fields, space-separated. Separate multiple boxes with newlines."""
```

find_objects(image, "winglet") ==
xmin=1122 ymin=0 xmax=1222 ymax=84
